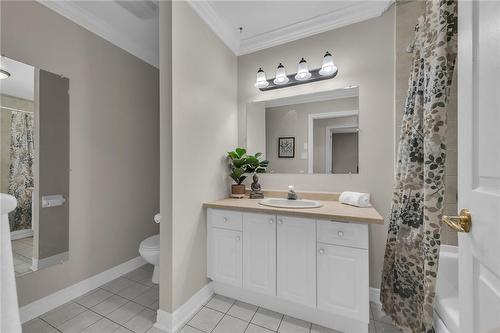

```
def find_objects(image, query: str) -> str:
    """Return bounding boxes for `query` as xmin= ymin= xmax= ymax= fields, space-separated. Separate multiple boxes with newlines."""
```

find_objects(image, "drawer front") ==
xmin=209 ymin=209 xmax=243 ymax=231
xmin=317 ymin=220 xmax=368 ymax=249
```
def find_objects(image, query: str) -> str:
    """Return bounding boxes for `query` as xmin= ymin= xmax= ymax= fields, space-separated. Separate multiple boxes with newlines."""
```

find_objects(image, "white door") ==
xmin=317 ymin=243 xmax=368 ymax=322
xmin=277 ymin=216 xmax=316 ymax=307
xmin=458 ymin=1 xmax=500 ymax=332
xmin=243 ymin=213 xmax=276 ymax=296
xmin=210 ymin=228 xmax=242 ymax=287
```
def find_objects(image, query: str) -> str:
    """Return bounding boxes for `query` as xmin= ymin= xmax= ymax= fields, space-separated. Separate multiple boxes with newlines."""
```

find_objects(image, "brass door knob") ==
xmin=442 ymin=209 xmax=472 ymax=233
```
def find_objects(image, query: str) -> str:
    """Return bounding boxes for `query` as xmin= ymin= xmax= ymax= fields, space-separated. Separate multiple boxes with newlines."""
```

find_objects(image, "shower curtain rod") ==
xmin=0 ymin=105 xmax=33 ymax=114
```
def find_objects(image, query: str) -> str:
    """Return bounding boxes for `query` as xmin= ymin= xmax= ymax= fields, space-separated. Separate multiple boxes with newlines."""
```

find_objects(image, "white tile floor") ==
xmin=24 ymin=265 xmax=402 ymax=333
xmin=12 ymin=237 xmax=34 ymax=276
xmin=23 ymin=264 xmax=159 ymax=333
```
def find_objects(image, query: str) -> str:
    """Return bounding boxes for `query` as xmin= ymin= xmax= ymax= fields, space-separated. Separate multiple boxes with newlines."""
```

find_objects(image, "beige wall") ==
xmin=1 ymin=1 xmax=160 ymax=306
xmin=169 ymin=1 xmax=238 ymax=311
xmin=238 ymin=9 xmax=395 ymax=289
xmin=331 ymin=132 xmax=358 ymax=174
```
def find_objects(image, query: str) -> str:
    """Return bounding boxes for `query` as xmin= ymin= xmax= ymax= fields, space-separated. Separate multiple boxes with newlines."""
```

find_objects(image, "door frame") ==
xmin=307 ymin=110 xmax=358 ymax=173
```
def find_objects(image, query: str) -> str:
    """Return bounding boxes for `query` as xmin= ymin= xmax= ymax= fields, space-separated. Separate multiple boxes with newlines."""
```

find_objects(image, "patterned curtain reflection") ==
xmin=8 ymin=111 xmax=34 ymax=231
xmin=380 ymin=1 xmax=457 ymax=332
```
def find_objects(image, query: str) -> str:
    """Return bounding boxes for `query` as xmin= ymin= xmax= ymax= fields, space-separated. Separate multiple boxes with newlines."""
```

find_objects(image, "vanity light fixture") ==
xmin=319 ymin=51 xmax=337 ymax=76
xmin=255 ymin=51 xmax=338 ymax=91
xmin=273 ymin=63 xmax=289 ymax=85
xmin=0 ymin=69 xmax=10 ymax=80
xmin=295 ymin=58 xmax=311 ymax=81
xmin=254 ymin=68 xmax=269 ymax=88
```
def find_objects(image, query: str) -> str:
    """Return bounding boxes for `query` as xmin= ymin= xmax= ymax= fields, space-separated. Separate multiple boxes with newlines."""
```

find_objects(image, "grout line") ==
xmin=275 ymin=311 xmax=285 ymax=332
xmin=38 ymin=317 xmax=62 ymax=332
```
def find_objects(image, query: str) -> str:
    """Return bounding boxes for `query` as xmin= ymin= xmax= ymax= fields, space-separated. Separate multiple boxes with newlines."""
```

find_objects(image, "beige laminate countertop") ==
xmin=203 ymin=197 xmax=384 ymax=225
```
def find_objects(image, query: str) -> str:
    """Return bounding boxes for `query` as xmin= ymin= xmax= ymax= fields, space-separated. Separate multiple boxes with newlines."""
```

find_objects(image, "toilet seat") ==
xmin=140 ymin=234 xmax=159 ymax=251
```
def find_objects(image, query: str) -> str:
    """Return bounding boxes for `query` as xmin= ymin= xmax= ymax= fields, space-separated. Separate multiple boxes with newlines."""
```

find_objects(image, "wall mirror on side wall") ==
xmin=246 ymin=87 xmax=359 ymax=174
xmin=0 ymin=56 xmax=70 ymax=277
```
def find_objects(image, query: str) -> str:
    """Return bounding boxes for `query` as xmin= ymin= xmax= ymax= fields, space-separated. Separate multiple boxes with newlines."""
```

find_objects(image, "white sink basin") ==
xmin=259 ymin=198 xmax=322 ymax=209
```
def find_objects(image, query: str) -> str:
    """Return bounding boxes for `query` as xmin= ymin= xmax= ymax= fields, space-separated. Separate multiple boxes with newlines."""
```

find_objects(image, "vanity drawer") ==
xmin=208 ymin=209 xmax=243 ymax=231
xmin=317 ymin=220 xmax=368 ymax=249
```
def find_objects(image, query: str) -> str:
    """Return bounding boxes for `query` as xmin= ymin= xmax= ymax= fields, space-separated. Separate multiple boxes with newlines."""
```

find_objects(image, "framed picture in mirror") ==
xmin=278 ymin=137 xmax=295 ymax=158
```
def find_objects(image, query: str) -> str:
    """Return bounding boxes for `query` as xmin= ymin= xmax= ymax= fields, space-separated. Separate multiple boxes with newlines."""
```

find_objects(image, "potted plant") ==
xmin=227 ymin=148 xmax=249 ymax=196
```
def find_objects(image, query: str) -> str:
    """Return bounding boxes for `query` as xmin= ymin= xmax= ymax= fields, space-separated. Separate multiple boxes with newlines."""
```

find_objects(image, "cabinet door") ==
xmin=317 ymin=243 xmax=369 ymax=322
xmin=243 ymin=213 xmax=276 ymax=296
xmin=277 ymin=216 xmax=316 ymax=307
xmin=210 ymin=227 xmax=242 ymax=287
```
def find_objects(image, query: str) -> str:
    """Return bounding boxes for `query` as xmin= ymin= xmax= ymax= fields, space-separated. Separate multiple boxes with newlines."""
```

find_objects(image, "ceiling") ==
xmin=0 ymin=57 xmax=35 ymax=101
xmin=34 ymin=0 xmax=391 ymax=66
xmin=188 ymin=0 xmax=393 ymax=55
xmin=38 ymin=0 xmax=159 ymax=67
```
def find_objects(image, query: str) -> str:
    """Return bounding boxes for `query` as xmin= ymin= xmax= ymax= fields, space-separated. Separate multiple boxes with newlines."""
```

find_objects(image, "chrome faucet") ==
xmin=287 ymin=185 xmax=298 ymax=200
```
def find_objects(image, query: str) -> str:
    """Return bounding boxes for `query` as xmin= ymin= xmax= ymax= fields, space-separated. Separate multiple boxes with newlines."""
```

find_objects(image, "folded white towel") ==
xmin=339 ymin=191 xmax=371 ymax=208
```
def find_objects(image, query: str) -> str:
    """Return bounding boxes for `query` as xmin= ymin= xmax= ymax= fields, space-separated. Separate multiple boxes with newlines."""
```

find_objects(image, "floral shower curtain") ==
xmin=8 ymin=111 xmax=34 ymax=231
xmin=380 ymin=1 xmax=457 ymax=333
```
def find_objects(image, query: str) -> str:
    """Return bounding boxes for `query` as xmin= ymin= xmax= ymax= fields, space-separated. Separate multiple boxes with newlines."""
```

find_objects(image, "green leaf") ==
xmin=235 ymin=147 xmax=246 ymax=158
xmin=254 ymin=152 xmax=262 ymax=158
xmin=232 ymin=157 xmax=248 ymax=168
xmin=227 ymin=151 xmax=239 ymax=160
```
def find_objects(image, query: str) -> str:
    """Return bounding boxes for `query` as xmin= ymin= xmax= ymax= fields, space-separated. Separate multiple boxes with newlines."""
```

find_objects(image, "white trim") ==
xmin=213 ymin=281 xmax=368 ymax=333
xmin=307 ymin=111 xmax=359 ymax=174
xmin=36 ymin=1 xmax=158 ymax=68
xmin=186 ymin=1 xmax=390 ymax=56
xmin=239 ymin=2 xmax=390 ymax=55
xmin=186 ymin=1 xmax=240 ymax=55
xmin=10 ymin=229 xmax=33 ymax=241
xmin=369 ymin=287 xmax=381 ymax=305
xmin=30 ymin=251 xmax=69 ymax=272
xmin=19 ymin=256 xmax=146 ymax=323
xmin=264 ymin=87 xmax=359 ymax=108
xmin=154 ymin=282 xmax=214 ymax=333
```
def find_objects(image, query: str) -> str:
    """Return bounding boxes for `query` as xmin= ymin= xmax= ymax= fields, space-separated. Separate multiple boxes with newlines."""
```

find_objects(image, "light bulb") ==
xmin=254 ymin=68 xmax=269 ymax=88
xmin=273 ymin=63 xmax=289 ymax=85
xmin=295 ymin=58 xmax=311 ymax=81
xmin=319 ymin=51 xmax=338 ymax=76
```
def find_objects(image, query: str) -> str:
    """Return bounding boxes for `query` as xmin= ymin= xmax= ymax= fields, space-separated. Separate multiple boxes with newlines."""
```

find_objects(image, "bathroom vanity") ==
xmin=204 ymin=194 xmax=383 ymax=333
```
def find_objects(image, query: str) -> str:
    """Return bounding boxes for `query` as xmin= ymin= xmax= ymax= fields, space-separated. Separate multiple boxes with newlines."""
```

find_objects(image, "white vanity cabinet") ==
xmin=316 ymin=220 xmax=369 ymax=321
xmin=242 ymin=212 xmax=276 ymax=296
xmin=277 ymin=215 xmax=316 ymax=308
xmin=207 ymin=207 xmax=371 ymax=333
xmin=207 ymin=209 xmax=242 ymax=287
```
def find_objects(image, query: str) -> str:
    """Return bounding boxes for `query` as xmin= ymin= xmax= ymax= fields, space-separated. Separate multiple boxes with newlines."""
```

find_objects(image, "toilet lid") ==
xmin=140 ymin=234 xmax=160 ymax=250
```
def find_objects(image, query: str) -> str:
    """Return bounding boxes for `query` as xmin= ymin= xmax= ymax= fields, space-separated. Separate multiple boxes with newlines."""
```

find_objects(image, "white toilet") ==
xmin=139 ymin=214 xmax=160 ymax=284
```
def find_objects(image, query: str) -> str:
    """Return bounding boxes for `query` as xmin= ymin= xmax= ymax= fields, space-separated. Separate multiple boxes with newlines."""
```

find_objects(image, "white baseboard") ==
xmin=11 ymin=229 xmax=34 ymax=240
xmin=19 ymin=256 xmax=146 ymax=323
xmin=369 ymin=287 xmax=381 ymax=305
xmin=31 ymin=251 xmax=69 ymax=271
xmin=155 ymin=282 xmax=214 ymax=333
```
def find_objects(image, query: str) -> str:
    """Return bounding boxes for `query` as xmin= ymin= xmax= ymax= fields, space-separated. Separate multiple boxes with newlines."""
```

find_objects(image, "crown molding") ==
xmin=186 ymin=0 xmax=240 ymax=55
xmin=36 ymin=1 xmax=159 ymax=68
xmin=186 ymin=0 xmax=390 ymax=56
xmin=239 ymin=1 xmax=390 ymax=55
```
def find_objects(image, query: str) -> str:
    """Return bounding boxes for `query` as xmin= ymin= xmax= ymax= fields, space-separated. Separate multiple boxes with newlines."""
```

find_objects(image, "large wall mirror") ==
xmin=246 ymin=87 xmax=359 ymax=174
xmin=1 ymin=56 xmax=69 ymax=276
